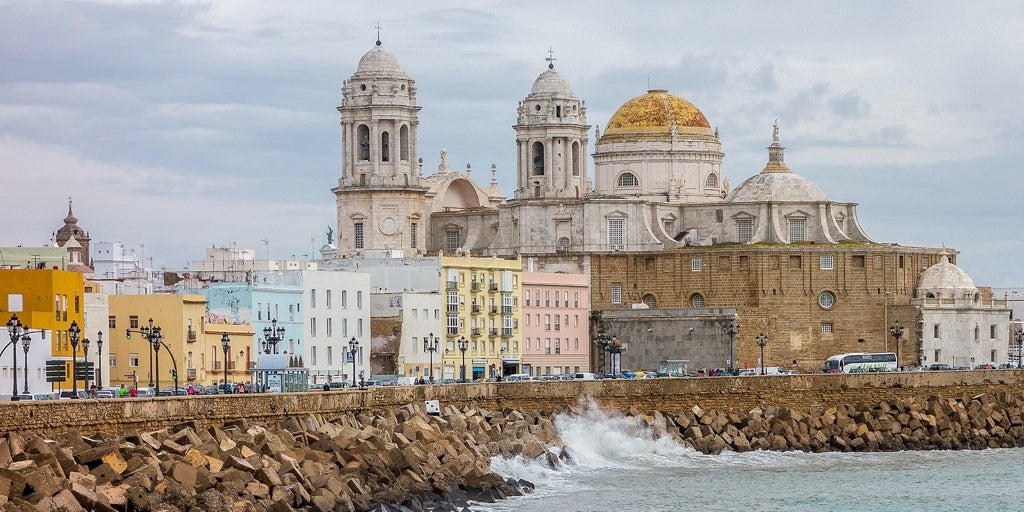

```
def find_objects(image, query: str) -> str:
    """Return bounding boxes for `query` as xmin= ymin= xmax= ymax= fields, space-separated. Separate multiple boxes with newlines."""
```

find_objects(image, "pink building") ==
xmin=520 ymin=271 xmax=590 ymax=376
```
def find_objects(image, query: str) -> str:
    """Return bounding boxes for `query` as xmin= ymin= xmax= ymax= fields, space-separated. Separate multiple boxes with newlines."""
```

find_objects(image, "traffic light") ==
xmin=125 ymin=329 xmax=131 ymax=339
xmin=171 ymin=369 xmax=177 ymax=379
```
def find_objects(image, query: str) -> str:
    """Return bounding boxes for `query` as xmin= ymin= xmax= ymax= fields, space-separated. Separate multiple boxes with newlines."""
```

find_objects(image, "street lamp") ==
xmin=606 ymin=336 xmax=624 ymax=376
xmin=724 ymin=318 xmax=739 ymax=375
xmin=593 ymin=330 xmax=610 ymax=375
xmin=348 ymin=337 xmax=359 ymax=388
xmin=457 ymin=336 xmax=468 ymax=382
xmin=424 ymin=333 xmax=438 ymax=383
xmin=126 ymin=319 xmax=162 ymax=388
xmin=889 ymin=320 xmax=904 ymax=370
xmin=21 ymin=334 xmax=30 ymax=395
xmin=1015 ymin=329 xmax=1024 ymax=369
xmin=69 ymin=321 xmax=81 ymax=397
xmin=755 ymin=332 xmax=769 ymax=375
xmin=6 ymin=315 xmax=45 ymax=400
xmin=95 ymin=331 xmax=104 ymax=387
xmin=221 ymin=333 xmax=231 ymax=391
xmin=82 ymin=335 xmax=92 ymax=393
xmin=262 ymin=318 xmax=285 ymax=354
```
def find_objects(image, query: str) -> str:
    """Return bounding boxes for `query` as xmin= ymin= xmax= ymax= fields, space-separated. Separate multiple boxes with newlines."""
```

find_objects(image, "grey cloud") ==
xmin=828 ymin=89 xmax=870 ymax=118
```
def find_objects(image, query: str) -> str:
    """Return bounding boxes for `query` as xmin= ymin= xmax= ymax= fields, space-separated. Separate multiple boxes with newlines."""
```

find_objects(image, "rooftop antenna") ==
xmin=546 ymin=46 xmax=556 ymax=69
xmin=375 ymin=22 xmax=382 ymax=46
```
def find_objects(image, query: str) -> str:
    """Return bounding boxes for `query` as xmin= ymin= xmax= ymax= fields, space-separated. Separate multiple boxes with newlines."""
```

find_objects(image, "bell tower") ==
xmin=332 ymin=37 xmax=427 ymax=257
xmin=513 ymin=51 xmax=590 ymax=200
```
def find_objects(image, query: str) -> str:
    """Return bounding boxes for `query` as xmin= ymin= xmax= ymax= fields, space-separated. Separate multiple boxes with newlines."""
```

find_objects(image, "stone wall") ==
xmin=4 ymin=371 xmax=1024 ymax=438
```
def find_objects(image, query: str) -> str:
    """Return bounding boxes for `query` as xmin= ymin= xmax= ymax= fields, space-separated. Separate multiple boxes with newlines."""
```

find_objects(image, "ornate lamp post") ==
xmin=593 ymin=330 xmax=610 ymax=375
xmin=424 ymin=333 xmax=438 ymax=383
xmin=457 ymin=336 xmax=468 ymax=382
xmin=262 ymin=318 xmax=285 ymax=354
xmin=606 ymin=336 xmax=624 ymax=376
xmin=150 ymin=323 xmax=164 ymax=391
xmin=724 ymin=318 xmax=739 ymax=375
xmin=6 ymin=315 xmax=46 ymax=400
xmin=68 ymin=321 xmax=81 ymax=397
xmin=81 ymin=335 xmax=91 ymax=393
xmin=221 ymin=333 xmax=231 ymax=391
xmin=347 ymin=337 xmax=359 ymax=388
xmin=95 ymin=331 xmax=104 ymax=387
xmin=889 ymin=320 xmax=904 ymax=370
xmin=756 ymin=332 xmax=769 ymax=375
xmin=1015 ymin=329 xmax=1024 ymax=369
xmin=21 ymin=334 xmax=31 ymax=394
xmin=126 ymin=319 xmax=162 ymax=388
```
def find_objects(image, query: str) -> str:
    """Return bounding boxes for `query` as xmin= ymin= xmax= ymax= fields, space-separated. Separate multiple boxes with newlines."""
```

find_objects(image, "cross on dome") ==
xmin=375 ymin=22 xmax=382 ymax=46
xmin=546 ymin=47 xmax=556 ymax=69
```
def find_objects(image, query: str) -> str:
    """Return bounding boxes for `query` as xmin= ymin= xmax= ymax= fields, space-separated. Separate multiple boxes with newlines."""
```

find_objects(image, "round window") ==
xmin=360 ymin=83 xmax=366 ymax=91
xmin=535 ymin=104 xmax=542 ymax=112
xmin=691 ymin=293 xmax=705 ymax=308
xmin=818 ymin=291 xmax=836 ymax=309
xmin=401 ymin=84 xmax=406 ymax=91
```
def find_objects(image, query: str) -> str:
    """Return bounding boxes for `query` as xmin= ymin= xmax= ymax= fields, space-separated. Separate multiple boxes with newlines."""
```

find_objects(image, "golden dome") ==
xmin=602 ymin=89 xmax=712 ymax=142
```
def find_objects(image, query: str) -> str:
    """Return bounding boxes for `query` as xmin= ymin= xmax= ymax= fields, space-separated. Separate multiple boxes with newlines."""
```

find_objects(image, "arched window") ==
xmin=532 ymin=141 xmax=545 ymax=175
xmin=571 ymin=142 xmax=580 ymax=176
xmin=556 ymin=237 xmax=570 ymax=252
xmin=642 ymin=294 xmax=657 ymax=308
xmin=399 ymin=125 xmax=409 ymax=161
xmin=381 ymin=132 xmax=390 ymax=162
xmin=618 ymin=172 xmax=639 ymax=187
xmin=690 ymin=293 xmax=705 ymax=308
xmin=705 ymin=173 xmax=718 ymax=187
xmin=357 ymin=125 xmax=370 ymax=161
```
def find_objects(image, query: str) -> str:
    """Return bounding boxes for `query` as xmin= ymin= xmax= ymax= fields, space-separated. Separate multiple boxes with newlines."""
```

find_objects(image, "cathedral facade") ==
xmin=332 ymin=40 xmax=1007 ymax=371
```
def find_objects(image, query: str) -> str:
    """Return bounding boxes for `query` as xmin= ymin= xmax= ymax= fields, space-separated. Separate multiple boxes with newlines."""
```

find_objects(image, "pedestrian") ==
xmin=118 ymin=384 xmax=128 ymax=398
xmin=128 ymin=386 xmax=137 ymax=398
xmin=323 ymin=383 xmax=330 ymax=391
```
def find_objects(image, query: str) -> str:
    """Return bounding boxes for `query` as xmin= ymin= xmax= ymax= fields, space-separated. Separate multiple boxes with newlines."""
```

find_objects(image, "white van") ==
xmin=739 ymin=367 xmax=781 ymax=376
xmin=574 ymin=372 xmax=597 ymax=380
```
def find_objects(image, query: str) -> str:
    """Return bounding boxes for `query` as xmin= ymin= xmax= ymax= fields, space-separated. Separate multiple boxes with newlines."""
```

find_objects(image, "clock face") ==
xmin=379 ymin=216 xmax=398 ymax=235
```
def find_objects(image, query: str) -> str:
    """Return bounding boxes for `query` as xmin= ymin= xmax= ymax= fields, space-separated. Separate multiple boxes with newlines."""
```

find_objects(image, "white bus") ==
xmin=822 ymin=352 xmax=897 ymax=373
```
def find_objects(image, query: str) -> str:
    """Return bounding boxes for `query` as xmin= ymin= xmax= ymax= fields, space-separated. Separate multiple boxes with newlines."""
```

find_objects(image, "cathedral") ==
xmin=330 ymin=39 xmax=1010 ymax=372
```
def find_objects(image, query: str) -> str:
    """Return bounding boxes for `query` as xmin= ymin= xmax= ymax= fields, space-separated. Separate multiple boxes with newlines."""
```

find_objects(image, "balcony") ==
xmin=471 ymin=282 xmax=481 ymax=292
xmin=446 ymin=280 xmax=458 ymax=290
xmin=186 ymin=329 xmax=197 ymax=343
xmin=471 ymin=304 xmax=481 ymax=314
xmin=488 ymin=283 xmax=498 ymax=292
xmin=490 ymin=305 xmax=499 ymax=314
xmin=472 ymin=328 xmax=482 ymax=336
xmin=489 ymin=328 xmax=498 ymax=336
xmin=186 ymin=368 xmax=197 ymax=380
xmin=502 ymin=328 xmax=513 ymax=337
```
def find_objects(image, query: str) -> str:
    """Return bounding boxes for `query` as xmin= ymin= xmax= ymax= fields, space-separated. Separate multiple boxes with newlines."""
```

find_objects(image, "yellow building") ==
xmin=0 ymin=269 xmax=86 ymax=396
xmin=107 ymin=294 xmax=253 ymax=390
xmin=439 ymin=253 xmax=522 ymax=380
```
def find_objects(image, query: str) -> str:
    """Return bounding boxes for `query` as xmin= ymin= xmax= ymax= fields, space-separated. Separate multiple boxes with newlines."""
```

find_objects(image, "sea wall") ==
xmin=2 ymin=371 xmax=1023 ymax=437
xmin=3 ymin=371 xmax=1024 ymax=511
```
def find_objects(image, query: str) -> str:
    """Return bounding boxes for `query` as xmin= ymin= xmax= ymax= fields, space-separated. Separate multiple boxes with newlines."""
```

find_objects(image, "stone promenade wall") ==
xmin=3 ymin=371 xmax=1023 ymax=437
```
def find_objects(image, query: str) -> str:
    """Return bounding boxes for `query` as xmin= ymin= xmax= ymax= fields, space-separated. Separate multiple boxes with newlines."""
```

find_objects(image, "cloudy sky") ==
xmin=2 ymin=1 xmax=1023 ymax=287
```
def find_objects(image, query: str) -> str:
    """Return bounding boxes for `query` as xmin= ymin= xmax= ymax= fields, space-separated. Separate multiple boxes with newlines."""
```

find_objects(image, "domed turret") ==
xmin=513 ymin=55 xmax=589 ymax=201
xmin=918 ymin=254 xmax=977 ymax=300
xmin=726 ymin=121 xmax=828 ymax=203
xmin=354 ymin=41 xmax=409 ymax=78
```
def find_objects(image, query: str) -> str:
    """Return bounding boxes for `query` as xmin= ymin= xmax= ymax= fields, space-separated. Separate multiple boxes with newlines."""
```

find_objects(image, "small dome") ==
xmin=530 ymin=68 xmax=575 ymax=97
xmin=918 ymin=255 xmax=977 ymax=298
xmin=726 ymin=172 xmax=828 ymax=202
xmin=601 ymin=90 xmax=712 ymax=142
xmin=355 ymin=44 xmax=406 ymax=76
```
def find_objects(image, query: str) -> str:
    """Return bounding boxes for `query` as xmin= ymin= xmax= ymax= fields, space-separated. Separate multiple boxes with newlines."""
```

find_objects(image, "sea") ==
xmin=478 ymin=406 xmax=1023 ymax=512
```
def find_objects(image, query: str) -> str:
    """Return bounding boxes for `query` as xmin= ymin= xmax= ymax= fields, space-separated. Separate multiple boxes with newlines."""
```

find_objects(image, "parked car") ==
xmin=34 ymin=393 xmax=57 ymax=400
xmin=134 ymin=387 xmax=157 ymax=397
xmin=928 ymin=363 xmax=953 ymax=371
xmin=94 ymin=389 xmax=116 ymax=399
xmin=58 ymin=390 xmax=90 ymax=399
xmin=974 ymin=364 xmax=996 ymax=370
xmin=504 ymin=373 xmax=532 ymax=382
xmin=13 ymin=394 xmax=35 ymax=401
